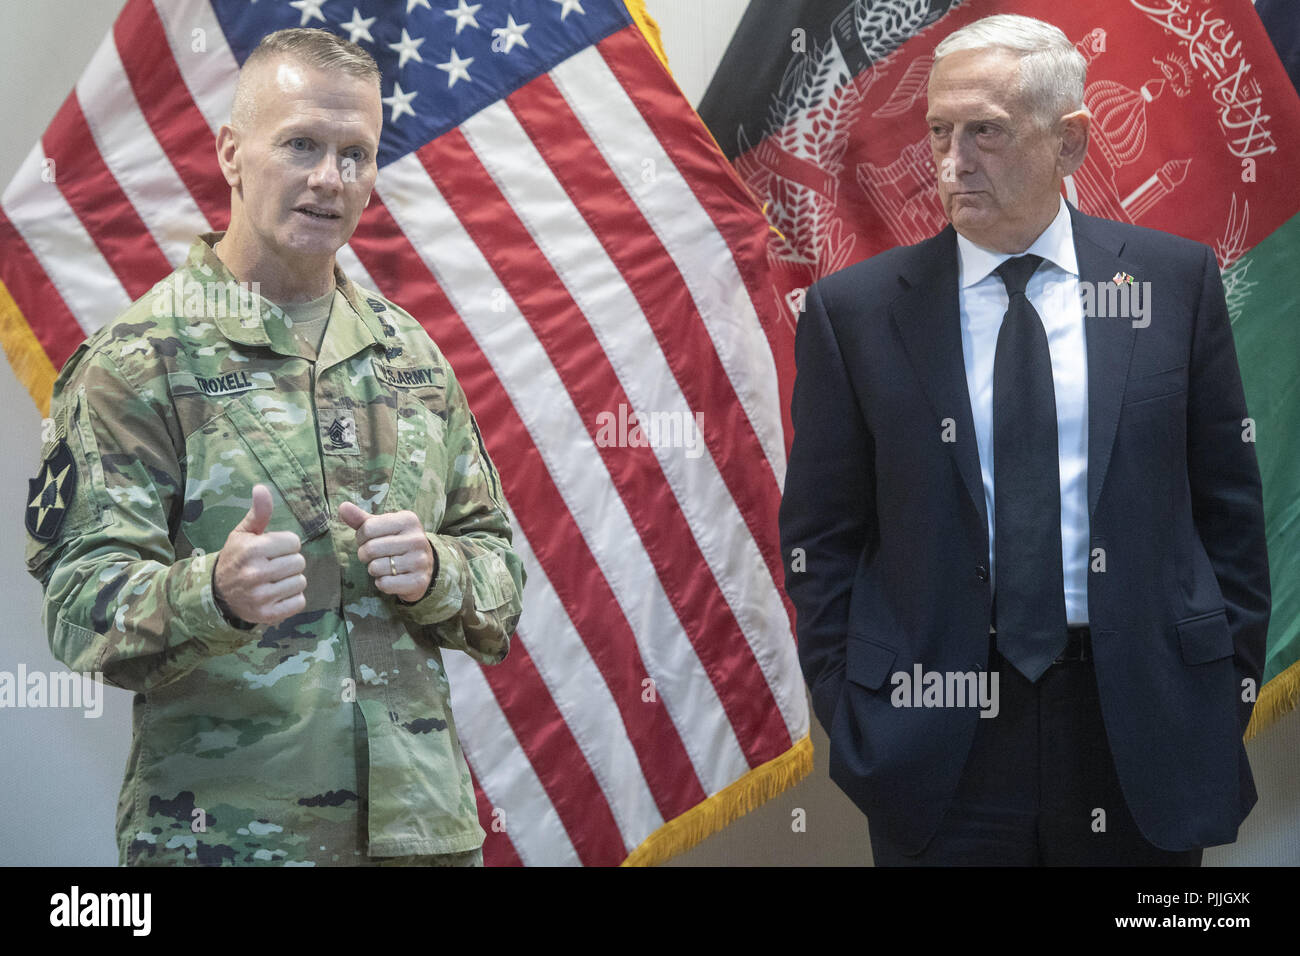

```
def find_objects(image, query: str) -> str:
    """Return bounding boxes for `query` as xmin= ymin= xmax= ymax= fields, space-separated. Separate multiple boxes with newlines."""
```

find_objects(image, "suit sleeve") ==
xmin=393 ymin=363 xmax=524 ymax=667
xmin=778 ymin=280 xmax=876 ymax=734
xmin=1185 ymin=244 xmax=1270 ymax=736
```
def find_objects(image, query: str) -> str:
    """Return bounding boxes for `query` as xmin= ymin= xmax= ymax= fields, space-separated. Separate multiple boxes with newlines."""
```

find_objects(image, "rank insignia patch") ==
xmin=326 ymin=415 xmax=357 ymax=450
xmin=26 ymin=440 xmax=78 ymax=542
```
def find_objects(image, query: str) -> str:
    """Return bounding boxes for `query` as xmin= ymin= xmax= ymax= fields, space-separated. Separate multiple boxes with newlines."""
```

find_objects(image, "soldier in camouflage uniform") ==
xmin=23 ymin=29 xmax=523 ymax=866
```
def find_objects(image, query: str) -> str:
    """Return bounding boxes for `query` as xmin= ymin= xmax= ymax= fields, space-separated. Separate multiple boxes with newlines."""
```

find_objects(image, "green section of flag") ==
xmin=1225 ymin=211 xmax=1300 ymax=686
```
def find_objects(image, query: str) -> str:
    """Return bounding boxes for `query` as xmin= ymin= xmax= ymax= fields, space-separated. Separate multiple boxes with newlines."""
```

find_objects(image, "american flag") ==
xmin=0 ymin=0 xmax=809 ymax=865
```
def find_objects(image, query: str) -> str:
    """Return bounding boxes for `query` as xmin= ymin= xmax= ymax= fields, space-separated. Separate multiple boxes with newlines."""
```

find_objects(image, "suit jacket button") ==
xmin=975 ymin=565 xmax=989 ymax=582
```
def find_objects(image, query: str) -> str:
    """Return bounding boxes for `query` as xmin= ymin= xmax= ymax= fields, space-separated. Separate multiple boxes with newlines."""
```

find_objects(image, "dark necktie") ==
xmin=992 ymin=254 xmax=1066 ymax=682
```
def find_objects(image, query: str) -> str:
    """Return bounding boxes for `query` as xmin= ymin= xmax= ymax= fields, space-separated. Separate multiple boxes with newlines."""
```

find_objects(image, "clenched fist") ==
xmin=338 ymin=501 xmax=435 ymax=603
xmin=212 ymin=484 xmax=307 ymax=624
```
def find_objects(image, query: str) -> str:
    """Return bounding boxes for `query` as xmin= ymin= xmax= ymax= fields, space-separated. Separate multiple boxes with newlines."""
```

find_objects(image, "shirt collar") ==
xmin=189 ymin=232 xmax=396 ymax=367
xmin=956 ymin=194 xmax=1078 ymax=288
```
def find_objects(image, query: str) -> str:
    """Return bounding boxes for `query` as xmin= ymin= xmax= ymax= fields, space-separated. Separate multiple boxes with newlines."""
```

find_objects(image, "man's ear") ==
xmin=215 ymin=123 xmax=241 ymax=189
xmin=1057 ymin=108 xmax=1090 ymax=177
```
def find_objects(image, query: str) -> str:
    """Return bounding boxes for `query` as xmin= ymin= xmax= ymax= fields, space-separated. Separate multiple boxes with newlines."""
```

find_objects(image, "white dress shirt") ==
xmin=956 ymin=195 xmax=1089 ymax=625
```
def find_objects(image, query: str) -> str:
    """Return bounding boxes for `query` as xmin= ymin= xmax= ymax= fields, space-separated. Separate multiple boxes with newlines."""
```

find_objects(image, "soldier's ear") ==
xmin=215 ymin=124 xmax=241 ymax=189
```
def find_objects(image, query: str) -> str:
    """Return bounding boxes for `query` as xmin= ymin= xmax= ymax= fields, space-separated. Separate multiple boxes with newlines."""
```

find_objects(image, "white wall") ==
xmin=0 ymin=0 xmax=135 ymax=867
xmin=0 ymin=0 xmax=1294 ymax=867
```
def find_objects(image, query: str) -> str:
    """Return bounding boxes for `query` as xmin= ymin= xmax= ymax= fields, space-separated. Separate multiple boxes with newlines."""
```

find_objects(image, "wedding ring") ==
xmin=388 ymin=556 xmax=397 ymax=577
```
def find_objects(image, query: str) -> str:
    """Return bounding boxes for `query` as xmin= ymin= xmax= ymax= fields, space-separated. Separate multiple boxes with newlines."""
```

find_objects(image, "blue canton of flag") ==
xmin=211 ymin=0 xmax=630 ymax=166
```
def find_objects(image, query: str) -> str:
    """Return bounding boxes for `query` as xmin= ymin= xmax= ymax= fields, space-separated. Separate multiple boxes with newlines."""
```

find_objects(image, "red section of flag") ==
xmin=0 ymin=209 xmax=83 ymax=372
xmin=115 ymin=0 xmax=230 ymax=228
xmin=43 ymin=96 xmax=171 ymax=302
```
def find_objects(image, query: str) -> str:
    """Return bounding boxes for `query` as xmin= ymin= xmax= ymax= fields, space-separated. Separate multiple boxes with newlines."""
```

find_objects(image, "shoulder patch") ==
xmin=366 ymin=297 xmax=388 ymax=313
xmin=26 ymin=439 xmax=78 ymax=542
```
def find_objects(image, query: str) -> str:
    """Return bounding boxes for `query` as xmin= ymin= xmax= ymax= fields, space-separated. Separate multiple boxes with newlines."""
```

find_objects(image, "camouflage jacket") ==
xmin=24 ymin=234 xmax=523 ymax=865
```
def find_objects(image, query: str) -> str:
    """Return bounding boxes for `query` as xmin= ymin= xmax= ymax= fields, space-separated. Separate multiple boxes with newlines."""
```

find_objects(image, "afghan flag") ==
xmin=700 ymin=0 xmax=1300 ymax=735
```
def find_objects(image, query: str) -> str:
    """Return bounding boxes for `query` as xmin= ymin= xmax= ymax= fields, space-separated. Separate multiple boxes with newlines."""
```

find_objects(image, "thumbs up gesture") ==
xmin=338 ymin=502 xmax=435 ymax=603
xmin=212 ymin=484 xmax=307 ymax=624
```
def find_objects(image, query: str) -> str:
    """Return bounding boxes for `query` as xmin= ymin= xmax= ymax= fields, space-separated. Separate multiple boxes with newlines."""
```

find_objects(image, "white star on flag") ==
xmin=382 ymin=81 xmax=418 ymax=122
xmin=407 ymin=0 xmax=432 ymax=13
xmin=436 ymin=48 xmax=473 ymax=87
xmin=551 ymin=0 xmax=586 ymax=21
xmin=341 ymin=8 xmax=377 ymax=45
xmin=493 ymin=15 xmax=530 ymax=54
xmin=388 ymin=28 xmax=427 ymax=69
xmin=445 ymin=0 xmax=482 ymax=35
xmin=289 ymin=0 xmax=327 ymax=27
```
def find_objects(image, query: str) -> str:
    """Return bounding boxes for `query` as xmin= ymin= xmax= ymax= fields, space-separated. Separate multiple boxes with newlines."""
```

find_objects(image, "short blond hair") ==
xmin=230 ymin=28 xmax=381 ymax=131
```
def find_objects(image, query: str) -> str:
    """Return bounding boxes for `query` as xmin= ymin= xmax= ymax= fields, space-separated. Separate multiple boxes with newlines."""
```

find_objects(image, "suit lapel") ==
xmin=1070 ymin=205 xmax=1141 ymax=516
xmin=889 ymin=207 xmax=1143 ymax=529
xmin=890 ymin=226 xmax=988 ymax=531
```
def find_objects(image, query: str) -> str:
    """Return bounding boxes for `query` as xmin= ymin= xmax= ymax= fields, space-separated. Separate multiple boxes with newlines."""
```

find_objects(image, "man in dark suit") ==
xmin=779 ymin=14 xmax=1270 ymax=865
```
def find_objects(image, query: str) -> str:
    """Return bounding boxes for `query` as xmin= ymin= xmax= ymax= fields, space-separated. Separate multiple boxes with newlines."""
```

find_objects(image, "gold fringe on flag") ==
xmin=623 ymin=0 xmax=669 ymax=72
xmin=1247 ymin=659 xmax=1300 ymax=741
xmin=0 ymin=278 xmax=56 ymax=417
xmin=622 ymin=734 xmax=814 ymax=866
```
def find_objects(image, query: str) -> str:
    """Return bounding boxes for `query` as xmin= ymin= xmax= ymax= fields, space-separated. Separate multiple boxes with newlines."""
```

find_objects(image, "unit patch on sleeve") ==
xmin=26 ymin=440 xmax=78 ymax=542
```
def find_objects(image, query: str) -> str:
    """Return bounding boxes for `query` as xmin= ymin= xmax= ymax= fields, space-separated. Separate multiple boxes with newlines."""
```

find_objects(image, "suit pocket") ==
xmin=1177 ymin=609 xmax=1232 ymax=665
xmin=1123 ymin=365 xmax=1186 ymax=406
xmin=845 ymin=632 xmax=898 ymax=690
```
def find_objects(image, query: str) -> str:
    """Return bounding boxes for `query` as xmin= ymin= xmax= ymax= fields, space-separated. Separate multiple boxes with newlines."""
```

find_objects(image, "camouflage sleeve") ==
xmin=24 ymin=344 xmax=262 ymax=692
xmin=394 ymin=363 xmax=524 ymax=666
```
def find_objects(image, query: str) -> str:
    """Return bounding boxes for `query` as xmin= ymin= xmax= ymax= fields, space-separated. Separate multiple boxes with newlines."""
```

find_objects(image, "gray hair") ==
xmin=230 ymin=28 xmax=381 ymax=131
xmin=932 ymin=14 xmax=1086 ymax=129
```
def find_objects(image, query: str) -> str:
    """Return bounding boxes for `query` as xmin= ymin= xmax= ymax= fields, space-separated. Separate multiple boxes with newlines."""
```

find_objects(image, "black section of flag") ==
xmin=698 ymin=0 xmax=960 ymax=161
xmin=26 ymin=439 xmax=78 ymax=542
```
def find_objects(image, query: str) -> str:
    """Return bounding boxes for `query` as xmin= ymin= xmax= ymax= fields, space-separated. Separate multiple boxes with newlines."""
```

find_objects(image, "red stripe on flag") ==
xmin=507 ymin=73 xmax=789 ymax=609
xmin=0 ymin=209 xmax=87 ymax=372
xmin=598 ymin=26 xmax=799 ymax=469
xmin=470 ymin=766 xmax=523 ymax=867
xmin=419 ymin=130 xmax=793 ymax=767
xmin=114 ymin=0 xmax=228 ymax=229
xmin=347 ymin=198 xmax=710 ymax=820
xmin=41 ymin=94 xmax=171 ymax=301
xmin=479 ymin=629 xmax=628 ymax=865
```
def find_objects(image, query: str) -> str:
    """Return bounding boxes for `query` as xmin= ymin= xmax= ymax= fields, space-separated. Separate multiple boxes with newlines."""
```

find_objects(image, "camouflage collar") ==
xmin=191 ymin=233 xmax=395 ymax=368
